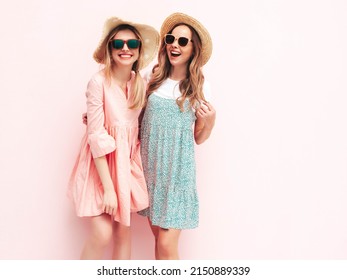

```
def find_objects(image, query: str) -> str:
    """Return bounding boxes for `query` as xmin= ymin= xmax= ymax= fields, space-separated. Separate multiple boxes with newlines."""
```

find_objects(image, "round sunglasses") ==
xmin=164 ymin=34 xmax=192 ymax=47
xmin=111 ymin=39 xmax=141 ymax=50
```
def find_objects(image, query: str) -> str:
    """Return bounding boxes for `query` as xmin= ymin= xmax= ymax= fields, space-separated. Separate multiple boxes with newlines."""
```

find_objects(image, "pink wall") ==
xmin=1 ymin=0 xmax=347 ymax=259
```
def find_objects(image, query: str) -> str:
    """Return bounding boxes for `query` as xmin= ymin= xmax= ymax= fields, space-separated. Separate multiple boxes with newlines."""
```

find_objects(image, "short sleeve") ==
xmin=203 ymin=80 xmax=212 ymax=102
xmin=141 ymin=68 xmax=153 ymax=84
xmin=86 ymin=75 xmax=116 ymax=158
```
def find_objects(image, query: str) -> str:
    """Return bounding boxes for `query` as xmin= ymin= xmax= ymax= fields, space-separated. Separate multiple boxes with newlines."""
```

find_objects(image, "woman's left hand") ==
xmin=196 ymin=101 xmax=216 ymax=130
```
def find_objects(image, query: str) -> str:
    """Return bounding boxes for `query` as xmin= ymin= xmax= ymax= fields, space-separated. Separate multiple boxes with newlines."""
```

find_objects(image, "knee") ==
xmin=90 ymin=225 xmax=113 ymax=248
xmin=113 ymin=223 xmax=131 ymax=241
xmin=156 ymin=237 xmax=175 ymax=258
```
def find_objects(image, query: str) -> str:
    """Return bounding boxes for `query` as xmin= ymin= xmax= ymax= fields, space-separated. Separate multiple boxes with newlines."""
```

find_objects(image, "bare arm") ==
xmin=194 ymin=101 xmax=216 ymax=145
xmin=93 ymin=156 xmax=117 ymax=216
xmin=82 ymin=113 xmax=118 ymax=214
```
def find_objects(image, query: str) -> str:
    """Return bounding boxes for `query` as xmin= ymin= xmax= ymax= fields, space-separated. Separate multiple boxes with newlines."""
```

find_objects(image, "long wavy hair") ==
xmin=102 ymin=24 xmax=145 ymax=109
xmin=146 ymin=23 xmax=206 ymax=111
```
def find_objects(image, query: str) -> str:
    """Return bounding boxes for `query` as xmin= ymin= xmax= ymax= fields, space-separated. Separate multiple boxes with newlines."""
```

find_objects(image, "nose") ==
xmin=122 ymin=42 xmax=130 ymax=51
xmin=171 ymin=39 xmax=179 ymax=47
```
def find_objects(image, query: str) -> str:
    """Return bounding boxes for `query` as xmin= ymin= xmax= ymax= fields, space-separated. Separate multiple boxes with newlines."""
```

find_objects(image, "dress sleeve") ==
xmin=86 ymin=76 xmax=116 ymax=158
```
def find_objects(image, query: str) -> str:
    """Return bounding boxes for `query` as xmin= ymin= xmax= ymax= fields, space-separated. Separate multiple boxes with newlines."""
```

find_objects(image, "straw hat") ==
xmin=160 ymin=12 xmax=212 ymax=66
xmin=93 ymin=17 xmax=159 ymax=69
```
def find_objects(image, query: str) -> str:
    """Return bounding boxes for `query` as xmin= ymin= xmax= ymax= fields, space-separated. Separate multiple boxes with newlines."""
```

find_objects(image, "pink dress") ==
xmin=68 ymin=70 xmax=148 ymax=226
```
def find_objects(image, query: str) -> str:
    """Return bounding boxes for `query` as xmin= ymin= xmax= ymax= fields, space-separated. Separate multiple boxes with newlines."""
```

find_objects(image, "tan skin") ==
xmin=81 ymin=29 xmax=139 ymax=260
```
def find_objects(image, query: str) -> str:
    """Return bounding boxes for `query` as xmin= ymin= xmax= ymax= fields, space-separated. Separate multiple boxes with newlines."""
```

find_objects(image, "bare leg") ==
xmin=112 ymin=221 xmax=131 ymax=259
xmin=80 ymin=214 xmax=113 ymax=259
xmin=147 ymin=218 xmax=160 ymax=259
xmin=153 ymin=223 xmax=181 ymax=260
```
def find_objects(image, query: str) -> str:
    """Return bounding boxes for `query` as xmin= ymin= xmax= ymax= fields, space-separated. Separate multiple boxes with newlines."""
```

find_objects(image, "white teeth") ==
xmin=171 ymin=51 xmax=181 ymax=57
xmin=120 ymin=54 xmax=132 ymax=58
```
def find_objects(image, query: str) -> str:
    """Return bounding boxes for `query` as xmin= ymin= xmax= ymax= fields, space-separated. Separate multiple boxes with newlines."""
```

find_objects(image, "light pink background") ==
xmin=1 ymin=0 xmax=347 ymax=259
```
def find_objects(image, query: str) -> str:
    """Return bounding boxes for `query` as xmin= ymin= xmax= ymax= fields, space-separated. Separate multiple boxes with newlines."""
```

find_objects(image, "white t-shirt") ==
xmin=142 ymin=70 xmax=212 ymax=102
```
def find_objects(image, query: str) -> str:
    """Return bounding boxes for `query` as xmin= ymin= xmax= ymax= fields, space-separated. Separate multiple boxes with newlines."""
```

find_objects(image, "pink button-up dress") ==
xmin=68 ymin=70 xmax=148 ymax=226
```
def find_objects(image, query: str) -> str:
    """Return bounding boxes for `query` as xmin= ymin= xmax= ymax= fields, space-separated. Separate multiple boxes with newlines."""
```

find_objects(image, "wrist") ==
xmin=103 ymin=185 xmax=115 ymax=193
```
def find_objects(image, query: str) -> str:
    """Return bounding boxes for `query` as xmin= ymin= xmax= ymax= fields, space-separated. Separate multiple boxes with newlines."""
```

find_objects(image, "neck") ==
xmin=111 ymin=64 xmax=133 ymax=83
xmin=169 ymin=65 xmax=187 ymax=81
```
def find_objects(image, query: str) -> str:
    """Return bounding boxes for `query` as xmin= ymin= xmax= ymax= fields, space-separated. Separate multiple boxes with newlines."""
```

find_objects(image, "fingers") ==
xmin=196 ymin=110 xmax=203 ymax=118
xmin=196 ymin=101 xmax=216 ymax=126
xmin=204 ymin=101 xmax=215 ymax=111
xmin=102 ymin=203 xmax=117 ymax=216
xmin=196 ymin=108 xmax=207 ymax=118
xmin=103 ymin=205 xmax=116 ymax=216
xmin=199 ymin=104 xmax=209 ymax=114
xmin=197 ymin=103 xmax=212 ymax=116
xmin=201 ymin=101 xmax=215 ymax=112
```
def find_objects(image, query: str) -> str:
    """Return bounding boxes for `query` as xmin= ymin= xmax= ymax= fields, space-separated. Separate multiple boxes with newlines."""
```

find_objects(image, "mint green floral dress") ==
xmin=138 ymin=93 xmax=198 ymax=229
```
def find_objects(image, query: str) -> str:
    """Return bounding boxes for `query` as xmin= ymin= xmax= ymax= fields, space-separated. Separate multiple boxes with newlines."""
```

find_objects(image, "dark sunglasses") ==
xmin=164 ymin=34 xmax=192 ymax=47
xmin=111 ymin=39 xmax=141 ymax=49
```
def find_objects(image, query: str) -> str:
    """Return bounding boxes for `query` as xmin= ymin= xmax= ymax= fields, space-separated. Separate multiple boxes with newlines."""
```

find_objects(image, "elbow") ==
xmin=195 ymin=137 xmax=205 ymax=145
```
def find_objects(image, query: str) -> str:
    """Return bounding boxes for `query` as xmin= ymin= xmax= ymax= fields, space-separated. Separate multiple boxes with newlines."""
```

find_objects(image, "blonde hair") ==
xmin=146 ymin=24 xmax=206 ymax=111
xmin=102 ymin=24 xmax=145 ymax=109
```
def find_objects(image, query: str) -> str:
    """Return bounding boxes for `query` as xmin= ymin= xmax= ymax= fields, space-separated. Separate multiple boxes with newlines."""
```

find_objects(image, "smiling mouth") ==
xmin=170 ymin=51 xmax=181 ymax=57
xmin=119 ymin=54 xmax=132 ymax=58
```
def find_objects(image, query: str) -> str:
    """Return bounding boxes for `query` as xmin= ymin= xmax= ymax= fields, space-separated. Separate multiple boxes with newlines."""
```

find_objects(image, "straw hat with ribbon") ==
xmin=160 ymin=12 xmax=212 ymax=66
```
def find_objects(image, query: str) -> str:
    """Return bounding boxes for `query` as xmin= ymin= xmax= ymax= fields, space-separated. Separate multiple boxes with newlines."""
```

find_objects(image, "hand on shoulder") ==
xmin=196 ymin=101 xmax=216 ymax=130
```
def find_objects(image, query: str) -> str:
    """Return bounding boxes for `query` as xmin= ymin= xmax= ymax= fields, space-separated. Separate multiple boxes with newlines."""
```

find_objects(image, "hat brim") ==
xmin=160 ymin=13 xmax=212 ymax=66
xmin=93 ymin=17 xmax=159 ymax=70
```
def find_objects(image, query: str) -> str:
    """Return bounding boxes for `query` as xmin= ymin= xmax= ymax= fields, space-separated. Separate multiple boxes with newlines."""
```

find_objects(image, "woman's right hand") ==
xmin=82 ymin=113 xmax=87 ymax=125
xmin=102 ymin=189 xmax=118 ymax=216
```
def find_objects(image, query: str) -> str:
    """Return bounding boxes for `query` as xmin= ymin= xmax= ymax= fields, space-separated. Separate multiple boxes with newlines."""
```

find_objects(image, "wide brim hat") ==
xmin=93 ymin=17 xmax=159 ymax=70
xmin=160 ymin=12 xmax=212 ymax=66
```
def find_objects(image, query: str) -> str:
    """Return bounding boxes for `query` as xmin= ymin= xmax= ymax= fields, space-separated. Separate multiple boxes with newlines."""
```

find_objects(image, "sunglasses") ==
xmin=111 ymin=39 xmax=141 ymax=49
xmin=164 ymin=34 xmax=192 ymax=47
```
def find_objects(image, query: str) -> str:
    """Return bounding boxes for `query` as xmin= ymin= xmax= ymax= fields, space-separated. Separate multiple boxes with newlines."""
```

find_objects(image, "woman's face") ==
xmin=165 ymin=25 xmax=194 ymax=68
xmin=111 ymin=29 xmax=140 ymax=68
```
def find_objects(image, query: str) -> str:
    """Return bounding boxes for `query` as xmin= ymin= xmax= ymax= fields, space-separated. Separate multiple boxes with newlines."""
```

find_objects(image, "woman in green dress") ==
xmin=138 ymin=12 xmax=216 ymax=260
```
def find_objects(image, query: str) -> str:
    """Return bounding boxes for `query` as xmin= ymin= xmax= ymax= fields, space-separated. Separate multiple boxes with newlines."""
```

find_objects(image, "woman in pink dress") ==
xmin=68 ymin=17 xmax=159 ymax=259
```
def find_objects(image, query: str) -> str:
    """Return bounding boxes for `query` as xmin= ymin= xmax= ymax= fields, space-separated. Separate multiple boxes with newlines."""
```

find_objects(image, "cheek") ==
xmin=111 ymin=51 xmax=117 ymax=60
xmin=185 ymin=46 xmax=194 ymax=57
xmin=180 ymin=48 xmax=193 ymax=63
xmin=134 ymin=49 xmax=140 ymax=60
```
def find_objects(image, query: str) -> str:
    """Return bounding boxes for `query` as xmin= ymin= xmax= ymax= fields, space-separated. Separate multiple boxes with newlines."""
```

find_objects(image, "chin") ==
xmin=169 ymin=58 xmax=182 ymax=66
xmin=117 ymin=60 xmax=136 ymax=67
xmin=169 ymin=56 xmax=190 ymax=67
